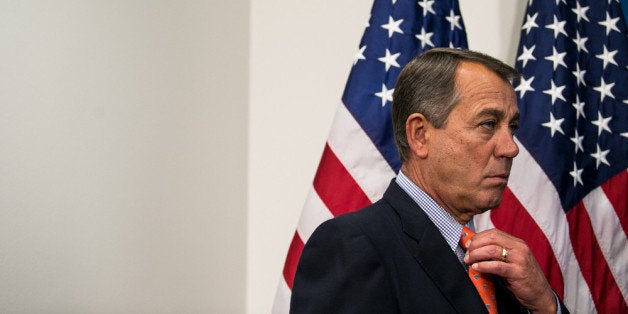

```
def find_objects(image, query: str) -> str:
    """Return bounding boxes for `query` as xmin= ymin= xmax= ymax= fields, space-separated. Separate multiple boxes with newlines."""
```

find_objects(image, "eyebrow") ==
xmin=476 ymin=108 xmax=520 ymax=122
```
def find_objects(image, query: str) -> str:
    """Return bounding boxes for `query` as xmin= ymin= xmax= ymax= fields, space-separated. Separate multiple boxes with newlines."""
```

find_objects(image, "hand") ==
xmin=463 ymin=228 xmax=557 ymax=313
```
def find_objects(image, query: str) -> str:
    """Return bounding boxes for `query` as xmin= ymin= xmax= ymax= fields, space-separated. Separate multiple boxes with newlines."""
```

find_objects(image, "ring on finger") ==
xmin=501 ymin=247 xmax=509 ymax=262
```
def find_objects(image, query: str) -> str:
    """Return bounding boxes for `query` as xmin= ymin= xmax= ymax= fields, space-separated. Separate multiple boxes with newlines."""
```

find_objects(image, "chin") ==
xmin=478 ymin=195 xmax=503 ymax=211
xmin=487 ymin=200 xmax=503 ymax=210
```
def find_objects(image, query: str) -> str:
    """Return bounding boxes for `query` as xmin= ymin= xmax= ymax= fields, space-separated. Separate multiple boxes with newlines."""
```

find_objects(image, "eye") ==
xmin=480 ymin=120 xmax=497 ymax=130
xmin=509 ymin=122 xmax=519 ymax=134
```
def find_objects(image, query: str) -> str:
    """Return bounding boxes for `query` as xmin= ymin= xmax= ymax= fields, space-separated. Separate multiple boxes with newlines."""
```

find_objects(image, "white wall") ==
xmin=248 ymin=0 xmax=527 ymax=313
xmin=1 ymin=1 xmax=248 ymax=313
xmin=248 ymin=0 xmax=371 ymax=312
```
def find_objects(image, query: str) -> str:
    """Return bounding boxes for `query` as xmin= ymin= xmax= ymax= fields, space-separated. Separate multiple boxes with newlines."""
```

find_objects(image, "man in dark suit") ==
xmin=290 ymin=48 xmax=568 ymax=313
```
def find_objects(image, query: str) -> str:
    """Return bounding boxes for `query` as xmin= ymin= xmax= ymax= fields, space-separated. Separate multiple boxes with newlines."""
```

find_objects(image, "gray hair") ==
xmin=392 ymin=48 xmax=520 ymax=163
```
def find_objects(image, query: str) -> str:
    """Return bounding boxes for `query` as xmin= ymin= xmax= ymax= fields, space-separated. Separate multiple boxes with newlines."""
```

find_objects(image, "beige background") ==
xmin=0 ymin=0 xmax=526 ymax=313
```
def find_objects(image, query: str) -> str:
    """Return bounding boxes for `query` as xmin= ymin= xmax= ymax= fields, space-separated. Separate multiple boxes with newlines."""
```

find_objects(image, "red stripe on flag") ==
xmin=282 ymin=232 xmax=305 ymax=290
xmin=313 ymin=144 xmax=372 ymax=217
xmin=490 ymin=188 xmax=565 ymax=298
xmin=566 ymin=203 xmax=628 ymax=313
xmin=601 ymin=170 xmax=628 ymax=236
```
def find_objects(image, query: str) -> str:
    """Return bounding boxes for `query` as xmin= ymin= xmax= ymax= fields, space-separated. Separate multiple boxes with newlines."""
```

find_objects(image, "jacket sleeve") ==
xmin=290 ymin=217 xmax=398 ymax=314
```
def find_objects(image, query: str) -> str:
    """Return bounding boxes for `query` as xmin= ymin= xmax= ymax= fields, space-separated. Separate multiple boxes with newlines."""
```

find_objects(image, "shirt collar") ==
xmin=395 ymin=171 xmax=472 ymax=253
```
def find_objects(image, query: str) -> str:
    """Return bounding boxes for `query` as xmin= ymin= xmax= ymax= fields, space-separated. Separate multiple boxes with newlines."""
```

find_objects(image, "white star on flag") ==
xmin=445 ymin=10 xmax=462 ymax=31
xmin=572 ymin=31 xmax=588 ymax=53
xmin=517 ymin=45 xmax=536 ymax=67
xmin=522 ymin=12 xmax=539 ymax=34
xmin=591 ymin=111 xmax=612 ymax=135
xmin=353 ymin=45 xmax=367 ymax=65
xmin=590 ymin=144 xmax=611 ymax=169
xmin=570 ymin=129 xmax=585 ymax=153
xmin=545 ymin=47 xmax=567 ymax=70
xmin=571 ymin=2 xmax=590 ymax=22
xmin=415 ymin=27 xmax=434 ymax=48
xmin=545 ymin=15 xmax=568 ymax=38
xmin=374 ymin=83 xmax=394 ymax=107
xmin=515 ymin=76 xmax=535 ymax=98
xmin=593 ymin=78 xmax=615 ymax=101
xmin=572 ymin=94 xmax=586 ymax=119
xmin=418 ymin=0 xmax=436 ymax=16
xmin=543 ymin=80 xmax=566 ymax=104
xmin=381 ymin=16 xmax=404 ymax=38
xmin=596 ymin=46 xmax=618 ymax=69
xmin=599 ymin=12 xmax=620 ymax=35
xmin=378 ymin=49 xmax=401 ymax=71
xmin=572 ymin=63 xmax=586 ymax=86
xmin=542 ymin=112 xmax=565 ymax=137
xmin=569 ymin=162 xmax=584 ymax=186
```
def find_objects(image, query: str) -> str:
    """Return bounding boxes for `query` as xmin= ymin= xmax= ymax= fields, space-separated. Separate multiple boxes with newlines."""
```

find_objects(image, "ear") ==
xmin=405 ymin=113 xmax=429 ymax=159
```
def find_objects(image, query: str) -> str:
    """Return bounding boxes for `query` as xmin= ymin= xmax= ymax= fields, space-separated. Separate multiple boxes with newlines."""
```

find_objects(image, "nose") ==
xmin=494 ymin=128 xmax=519 ymax=158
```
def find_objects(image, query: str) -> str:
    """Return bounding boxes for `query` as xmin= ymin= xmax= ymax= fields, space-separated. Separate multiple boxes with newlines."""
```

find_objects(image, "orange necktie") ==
xmin=460 ymin=226 xmax=498 ymax=314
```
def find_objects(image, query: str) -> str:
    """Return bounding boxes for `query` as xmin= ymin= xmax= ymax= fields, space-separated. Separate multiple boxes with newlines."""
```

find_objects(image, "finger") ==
xmin=467 ymin=229 xmax=517 ymax=250
xmin=470 ymin=259 xmax=513 ymax=278
xmin=465 ymin=244 xmax=511 ymax=264
xmin=467 ymin=231 xmax=525 ymax=263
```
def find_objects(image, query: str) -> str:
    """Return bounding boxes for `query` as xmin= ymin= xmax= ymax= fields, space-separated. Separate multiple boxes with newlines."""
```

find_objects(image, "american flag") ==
xmin=475 ymin=0 xmax=628 ymax=313
xmin=272 ymin=0 xmax=468 ymax=312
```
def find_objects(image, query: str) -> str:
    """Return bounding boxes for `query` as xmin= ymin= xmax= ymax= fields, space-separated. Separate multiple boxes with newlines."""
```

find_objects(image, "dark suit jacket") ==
xmin=291 ymin=180 xmax=568 ymax=313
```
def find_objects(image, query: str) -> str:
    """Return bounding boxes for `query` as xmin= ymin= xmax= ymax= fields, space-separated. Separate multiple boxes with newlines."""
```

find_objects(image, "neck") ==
xmin=400 ymin=164 xmax=473 ymax=225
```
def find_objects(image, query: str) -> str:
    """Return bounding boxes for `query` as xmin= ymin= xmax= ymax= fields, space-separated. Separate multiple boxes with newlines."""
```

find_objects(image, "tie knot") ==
xmin=460 ymin=226 xmax=474 ymax=248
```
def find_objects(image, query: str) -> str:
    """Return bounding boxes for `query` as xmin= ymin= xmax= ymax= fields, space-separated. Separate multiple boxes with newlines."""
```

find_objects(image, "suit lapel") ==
xmin=383 ymin=182 xmax=488 ymax=313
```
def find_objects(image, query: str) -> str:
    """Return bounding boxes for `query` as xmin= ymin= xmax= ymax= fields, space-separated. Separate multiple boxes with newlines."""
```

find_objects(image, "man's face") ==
xmin=425 ymin=62 xmax=519 ymax=218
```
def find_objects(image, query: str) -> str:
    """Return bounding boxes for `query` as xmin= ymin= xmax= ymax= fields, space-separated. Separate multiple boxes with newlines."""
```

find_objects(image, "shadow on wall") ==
xmin=498 ymin=0 xmax=528 ymax=65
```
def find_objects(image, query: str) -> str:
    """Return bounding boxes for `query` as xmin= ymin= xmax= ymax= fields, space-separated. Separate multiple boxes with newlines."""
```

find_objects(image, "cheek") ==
xmin=451 ymin=135 xmax=480 ymax=165
xmin=436 ymin=143 xmax=475 ymax=179
xmin=431 ymin=131 xmax=487 ymax=183
xmin=447 ymin=141 xmax=490 ymax=185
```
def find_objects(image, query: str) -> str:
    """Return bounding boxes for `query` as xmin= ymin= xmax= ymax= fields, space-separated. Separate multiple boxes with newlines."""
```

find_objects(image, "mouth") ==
xmin=486 ymin=173 xmax=510 ymax=185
